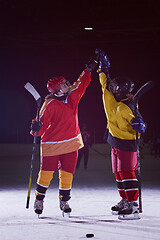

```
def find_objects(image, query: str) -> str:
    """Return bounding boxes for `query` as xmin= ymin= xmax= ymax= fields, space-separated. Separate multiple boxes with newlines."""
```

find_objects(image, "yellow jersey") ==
xmin=99 ymin=72 xmax=139 ymax=152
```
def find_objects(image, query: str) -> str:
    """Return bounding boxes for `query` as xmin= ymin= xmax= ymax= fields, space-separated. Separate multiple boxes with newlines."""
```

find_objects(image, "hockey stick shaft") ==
xmin=136 ymin=131 xmax=142 ymax=212
xmin=134 ymin=81 xmax=154 ymax=105
xmin=24 ymin=82 xmax=41 ymax=209
xmin=134 ymin=80 xmax=154 ymax=213
xmin=26 ymin=132 xmax=38 ymax=208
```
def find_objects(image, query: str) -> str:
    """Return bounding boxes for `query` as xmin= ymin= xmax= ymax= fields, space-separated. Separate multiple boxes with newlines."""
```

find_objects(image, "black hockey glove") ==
xmin=31 ymin=120 xmax=42 ymax=133
xmin=95 ymin=49 xmax=110 ymax=73
xmin=86 ymin=54 xmax=99 ymax=72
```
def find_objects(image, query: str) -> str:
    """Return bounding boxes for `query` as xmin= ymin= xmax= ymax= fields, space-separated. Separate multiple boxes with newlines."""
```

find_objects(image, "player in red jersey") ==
xmin=30 ymin=55 xmax=98 ymax=216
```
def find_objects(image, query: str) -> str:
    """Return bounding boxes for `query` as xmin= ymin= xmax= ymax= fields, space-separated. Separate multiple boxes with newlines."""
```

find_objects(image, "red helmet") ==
xmin=47 ymin=76 xmax=66 ymax=93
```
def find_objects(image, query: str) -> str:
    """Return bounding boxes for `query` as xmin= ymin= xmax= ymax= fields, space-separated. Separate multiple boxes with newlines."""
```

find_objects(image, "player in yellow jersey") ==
xmin=96 ymin=49 xmax=146 ymax=220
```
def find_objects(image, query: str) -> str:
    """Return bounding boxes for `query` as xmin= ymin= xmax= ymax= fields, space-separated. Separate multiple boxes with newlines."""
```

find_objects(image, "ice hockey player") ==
xmin=76 ymin=123 xmax=92 ymax=169
xmin=96 ymin=49 xmax=146 ymax=220
xmin=30 ymin=54 xmax=98 ymax=217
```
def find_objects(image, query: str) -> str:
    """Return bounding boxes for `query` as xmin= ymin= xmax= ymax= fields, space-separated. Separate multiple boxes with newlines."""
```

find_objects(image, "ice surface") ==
xmin=0 ymin=187 xmax=160 ymax=240
xmin=0 ymin=150 xmax=160 ymax=240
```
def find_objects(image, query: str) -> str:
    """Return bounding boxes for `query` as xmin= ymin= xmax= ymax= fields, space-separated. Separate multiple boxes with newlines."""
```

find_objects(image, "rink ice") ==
xmin=0 ymin=152 xmax=160 ymax=240
xmin=1 ymin=186 xmax=160 ymax=240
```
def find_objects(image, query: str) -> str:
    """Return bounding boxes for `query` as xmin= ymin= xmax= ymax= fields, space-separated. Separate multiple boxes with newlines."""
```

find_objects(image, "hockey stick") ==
xmin=134 ymin=80 xmax=154 ymax=213
xmin=134 ymin=81 xmax=154 ymax=103
xmin=24 ymin=82 xmax=41 ymax=209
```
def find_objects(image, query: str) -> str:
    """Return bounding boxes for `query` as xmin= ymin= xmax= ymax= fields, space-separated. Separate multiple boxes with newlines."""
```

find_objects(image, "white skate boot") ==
xmin=34 ymin=199 xmax=44 ymax=216
xmin=118 ymin=201 xmax=140 ymax=220
xmin=59 ymin=199 xmax=72 ymax=217
xmin=111 ymin=199 xmax=129 ymax=215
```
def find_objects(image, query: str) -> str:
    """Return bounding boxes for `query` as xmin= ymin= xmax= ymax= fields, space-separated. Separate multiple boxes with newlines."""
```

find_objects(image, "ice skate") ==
xmin=111 ymin=199 xmax=129 ymax=215
xmin=34 ymin=198 xmax=44 ymax=216
xmin=59 ymin=199 xmax=72 ymax=217
xmin=118 ymin=201 xmax=140 ymax=220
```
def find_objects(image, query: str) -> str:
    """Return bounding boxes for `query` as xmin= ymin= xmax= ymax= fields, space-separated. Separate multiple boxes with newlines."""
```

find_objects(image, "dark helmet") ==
xmin=47 ymin=76 xmax=66 ymax=93
xmin=109 ymin=76 xmax=134 ymax=101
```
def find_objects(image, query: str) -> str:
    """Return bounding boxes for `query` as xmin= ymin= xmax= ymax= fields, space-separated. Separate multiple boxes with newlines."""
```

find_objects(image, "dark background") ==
xmin=0 ymin=0 xmax=160 ymax=144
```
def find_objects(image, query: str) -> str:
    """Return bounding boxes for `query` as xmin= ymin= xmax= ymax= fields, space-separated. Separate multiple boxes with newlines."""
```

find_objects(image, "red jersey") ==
xmin=34 ymin=69 xmax=91 ymax=156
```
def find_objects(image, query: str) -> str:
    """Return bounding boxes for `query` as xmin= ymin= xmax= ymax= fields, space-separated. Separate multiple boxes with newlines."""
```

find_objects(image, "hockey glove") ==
xmin=86 ymin=54 xmax=99 ymax=72
xmin=130 ymin=117 xmax=146 ymax=133
xmin=95 ymin=49 xmax=110 ymax=71
xmin=31 ymin=120 xmax=42 ymax=133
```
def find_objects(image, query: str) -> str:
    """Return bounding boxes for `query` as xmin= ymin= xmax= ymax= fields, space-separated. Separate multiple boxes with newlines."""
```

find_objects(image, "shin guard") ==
xmin=119 ymin=171 xmax=139 ymax=202
xmin=35 ymin=170 xmax=54 ymax=199
xmin=115 ymin=172 xmax=127 ymax=199
xmin=59 ymin=170 xmax=73 ymax=201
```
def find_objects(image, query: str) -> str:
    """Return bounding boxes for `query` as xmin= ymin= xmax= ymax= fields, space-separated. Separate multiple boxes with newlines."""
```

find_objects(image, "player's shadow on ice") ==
xmin=39 ymin=215 xmax=120 ymax=223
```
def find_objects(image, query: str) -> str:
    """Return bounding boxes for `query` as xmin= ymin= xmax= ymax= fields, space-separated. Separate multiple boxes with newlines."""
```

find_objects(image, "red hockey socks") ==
xmin=115 ymin=171 xmax=139 ymax=202
xmin=115 ymin=172 xmax=127 ymax=199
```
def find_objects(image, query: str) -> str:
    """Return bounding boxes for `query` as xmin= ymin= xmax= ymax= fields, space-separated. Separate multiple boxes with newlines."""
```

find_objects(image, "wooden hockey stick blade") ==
xmin=24 ymin=82 xmax=41 ymax=101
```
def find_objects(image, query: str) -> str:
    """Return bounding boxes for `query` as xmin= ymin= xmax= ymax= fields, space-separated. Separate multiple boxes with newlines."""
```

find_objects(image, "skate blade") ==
xmin=62 ymin=211 xmax=71 ymax=218
xmin=34 ymin=213 xmax=41 ymax=218
xmin=118 ymin=213 xmax=141 ymax=220
xmin=111 ymin=211 xmax=118 ymax=215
